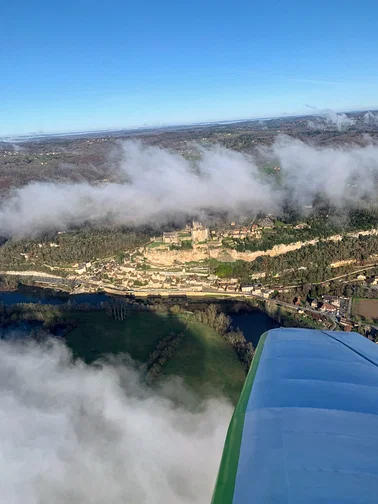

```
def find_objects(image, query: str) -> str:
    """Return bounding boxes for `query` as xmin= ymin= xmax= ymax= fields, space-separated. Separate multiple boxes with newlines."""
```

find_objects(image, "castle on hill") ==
xmin=191 ymin=221 xmax=209 ymax=243
xmin=161 ymin=221 xmax=209 ymax=245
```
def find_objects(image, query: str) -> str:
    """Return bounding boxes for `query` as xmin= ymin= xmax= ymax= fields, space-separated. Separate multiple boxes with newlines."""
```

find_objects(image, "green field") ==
xmin=64 ymin=311 xmax=245 ymax=403
xmin=163 ymin=319 xmax=246 ymax=403
xmin=146 ymin=241 xmax=164 ymax=248
xmin=65 ymin=311 xmax=186 ymax=363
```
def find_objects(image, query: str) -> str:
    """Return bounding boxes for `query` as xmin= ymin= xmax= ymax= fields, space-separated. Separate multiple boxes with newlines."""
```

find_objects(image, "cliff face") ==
xmin=210 ymin=229 xmax=378 ymax=262
xmin=144 ymin=246 xmax=208 ymax=266
xmin=208 ymin=241 xmax=319 ymax=262
xmin=144 ymin=229 xmax=378 ymax=267
xmin=144 ymin=242 xmax=311 ymax=267
xmin=143 ymin=239 xmax=329 ymax=267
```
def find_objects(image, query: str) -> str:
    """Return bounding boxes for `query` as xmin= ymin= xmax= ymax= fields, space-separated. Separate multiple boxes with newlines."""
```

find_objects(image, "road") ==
xmin=276 ymin=263 xmax=378 ymax=291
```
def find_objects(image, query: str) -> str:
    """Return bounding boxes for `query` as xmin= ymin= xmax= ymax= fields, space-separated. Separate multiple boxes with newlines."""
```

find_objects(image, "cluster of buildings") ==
xmin=76 ymin=255 xmax=216 ymax=292
xmin=240 ymin=284 xmax=275 ymax=298
xmin=158 ymin=216 xmax=280 ymax=247
xmin=75 ymin=261 xmax=92 ymax=275
xmin=1 ymin=151 xmax=18 ymax=157
xmin=161 ymin=222 xmax=210 ymax=245
xmin=85 ymin=138 xmax=109 ymax=145
xmin=215 ymin=217 xmax=275 ymax=241
xmin=162 ymin=232 xmax=181 ymax=245
xmin=133 ymin=271 xmax=211 ymax=291
xmin=71 ymin=216 xmax=283 ymax=293
xmin=310 ymin=295 xmax=349 ymax=317
xmin=2 ymin=151 xmax=59 ymax=157
xmin=306 ymin=295 xmax=354 ymax=331
xmin=218 ymin=224 xmax=262 ymax=240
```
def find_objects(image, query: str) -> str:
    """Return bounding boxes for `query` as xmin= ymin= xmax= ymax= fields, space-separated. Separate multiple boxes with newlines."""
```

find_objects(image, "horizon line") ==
xmin=1 ymin=106 xmax=378 ymax=142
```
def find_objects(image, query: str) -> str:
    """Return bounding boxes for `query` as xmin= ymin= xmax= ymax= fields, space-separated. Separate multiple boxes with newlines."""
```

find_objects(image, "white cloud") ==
xmin=0 ymin=338 xmax=231 ymax=504
xmin=306 ymin=106 xmax=355 ymax=131
xmin=0 ymin=141 xmax=276 ymax=236
xmin=262 ymin=135 xmax=378 ymax=206
xmin=1 ymin=136 xmax=378 ymax=237
xmin=363 ymin=111 xmax=378 ymax=124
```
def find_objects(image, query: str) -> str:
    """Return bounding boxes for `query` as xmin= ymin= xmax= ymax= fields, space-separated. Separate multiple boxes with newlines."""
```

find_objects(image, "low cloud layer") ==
xmin=322 ymin=109 xmax=356 ymax=130
xmin=363 ymin=111 xmax=378 ymax=125
xmin=0 ymin=338 xmax=231 ymax=504
xmin=1 ymin=136 xmax=378 ymax=237
xmin=306 ymin=107 xmax=355 ymax=131
xmin=264 ymin=135 xmax=378 ymax=207
xmin=0 ymin=141 xmax=277 ymax=236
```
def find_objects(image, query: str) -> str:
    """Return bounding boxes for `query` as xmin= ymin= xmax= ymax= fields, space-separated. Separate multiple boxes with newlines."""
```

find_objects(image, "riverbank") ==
xmin=1 ymin=293 xmax=269 ymax=403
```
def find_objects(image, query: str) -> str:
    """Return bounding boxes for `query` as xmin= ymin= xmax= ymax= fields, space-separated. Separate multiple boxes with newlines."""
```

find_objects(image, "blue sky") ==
xmin=1 ymin=0 xmax=378 ymax=135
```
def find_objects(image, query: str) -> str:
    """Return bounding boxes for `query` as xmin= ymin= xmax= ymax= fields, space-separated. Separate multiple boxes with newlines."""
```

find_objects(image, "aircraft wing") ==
xmin=212 ymin=328 xmax=378 ymax=504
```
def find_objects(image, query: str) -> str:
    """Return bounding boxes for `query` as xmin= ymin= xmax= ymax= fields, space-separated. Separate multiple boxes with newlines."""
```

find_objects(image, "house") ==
xmin=339 ymin=317 xmax=352 ymax=327
xmin=218 ymin=280 xmax=238 ymax=291
xmin=261 ymin=289 xmax=272 ymax=299
xmin=241 ymin=285 xmax=254 ymax=293
xmin=294 ymin=223 xmax=309 ymax=230
xmin=229 ymin=230 xmax=241 ymax=238
xmin=162 ymin=232 xmax=180 ymax=244
xmin=319 ymin=302 xmax=337 ymax=313
xmin=257 ymin=217 xmax=274 ymax=228
xmin=343 ymin=325 xmax=353 ymax=332
xmin=322 ymin=296 xmax=340 ymax=308
xmin=76 ymin=263 xmax=87 ymax=275
xmin=357 ymin=274 xmax=367 ymax=281
xmin=310 ymin=299 xmax=318 ymax=309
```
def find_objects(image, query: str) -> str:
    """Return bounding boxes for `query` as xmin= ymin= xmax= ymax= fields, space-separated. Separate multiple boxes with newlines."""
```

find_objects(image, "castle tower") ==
xmin=191 ymin=221 xmax=209 ymax=243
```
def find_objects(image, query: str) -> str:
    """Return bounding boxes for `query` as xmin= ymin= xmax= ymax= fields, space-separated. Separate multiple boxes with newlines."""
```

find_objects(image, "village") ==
xmin=71 ymin=219 xmax=276 ymax=294
xmin=67 ymin=220 xmax=366 ymax=334
xmin=61 ymin=251 xmax=364 ymax=335
xmin=4 ymin=214 xmax=378 ymax=338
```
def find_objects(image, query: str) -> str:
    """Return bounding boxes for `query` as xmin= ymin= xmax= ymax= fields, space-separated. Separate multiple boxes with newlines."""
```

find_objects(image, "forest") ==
xmin=192 ymin=304 xmax=254 ymax=371
xmin=0 ymin=228 xmax=149 ymax=270
xmin=229 ymin=208 xmax=378 ymax=253
xmin=214 ymin=234 xmax=378 ymax=285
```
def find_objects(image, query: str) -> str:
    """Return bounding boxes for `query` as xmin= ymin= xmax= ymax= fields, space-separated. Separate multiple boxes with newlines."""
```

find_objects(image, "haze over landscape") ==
xmin=2 ymin=1 xmax=378 ymax=503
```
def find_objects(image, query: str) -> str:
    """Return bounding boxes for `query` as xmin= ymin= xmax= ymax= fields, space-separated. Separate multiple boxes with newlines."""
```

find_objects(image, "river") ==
xmin=0 ymin=286 xmax=280 ymax=347
xmin=0 ymin=287 xmax=110 ymax=306
xmin=230 ymin=312 xmax=280 ymax=347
